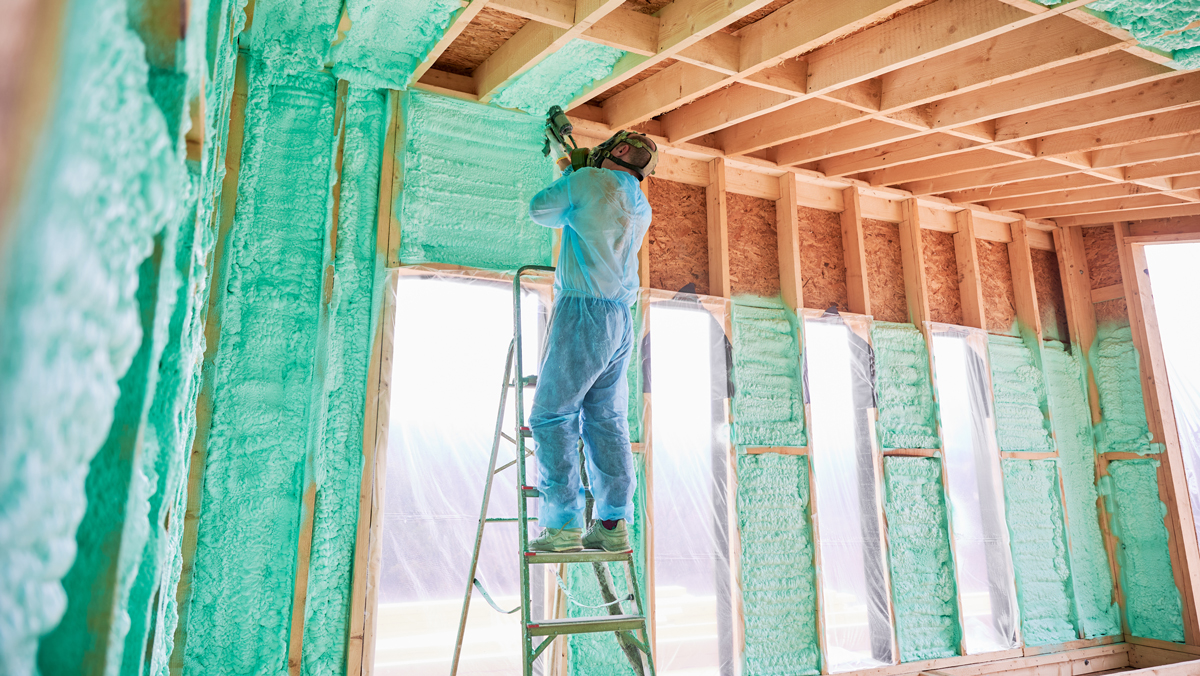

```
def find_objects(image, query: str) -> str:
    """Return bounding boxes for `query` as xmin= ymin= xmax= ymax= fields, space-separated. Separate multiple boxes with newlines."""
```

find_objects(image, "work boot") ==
xmin=582 ymin=520 xmax=630 ymax=552
xmin=529 ymin=527 xmax=583 ymax=552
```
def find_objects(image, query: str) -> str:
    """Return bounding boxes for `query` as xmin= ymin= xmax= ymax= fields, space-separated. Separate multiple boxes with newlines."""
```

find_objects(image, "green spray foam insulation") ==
xmin=333 ymin=0 xmax=461 ymax=89
xmin=492 ymin=39 xmax=627 ymax=114
xmin=1042 ymin=342 xmax=1121 ymax=637
xmin=737 ymin=453 xmax=820 ymax=676
xmin=0 ymin=0 xmax=184 ymax=670
xmin=882 ymin=457 xmax=959 ymax=662
xmin=1086 ymin=0 xmax=1200 ymax=67
xmin=1100 ymin=459 xmax=1184 ymax=641
xmin=182 ymin=65 xmax=339 ymax=675
xmin=871 ymin=322 xmax=940 ymax=450
xmin=397 ymin=90 xmax=554 ymax=270
xmin=731 ymin=298 xmax=806 ymax=448
xmin=568 ymin=457 xmax=649 ymax=674
xmin=1000 ymin=459 xmax=1077 ymax=645
xmin=1092 ymin=323 xmax=1158 ymax=455
xmin=300 ymin=85 xmax=387 ymax=676
xmin=246 ymin=0 xmax=342 ymax=74
xmin=987 ymin=335 xmax=1054 ymax=453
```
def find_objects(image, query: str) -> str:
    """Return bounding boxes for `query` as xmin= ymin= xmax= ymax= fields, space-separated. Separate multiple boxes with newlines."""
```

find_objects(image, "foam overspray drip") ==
xmin=1101 ymin=459 xmax=1184 ymax=641
xmin=333 ymin=0 xmax=461 ymax=89
xmin=882 ymin=457 xmax=959 ymax=661
xmin=1001 ymin=459 xmax=1077 ymax=645
xmin=1043 ymin=342 xmax=1121 ymax=637
xmin=397 ymin=90 xmax=554 ymax=269
xmin=0 ymin=0 xmax=183 ymax=670
xmin=1092 ymin=324 xmax=1158 ymax=455
xmin=492 ymin=39 xmax=627 ymax=114
xmin=871 ymin=322 xmax=940 ymax=450
xmin=182 ymin=67 xmax=339 ymax=674
xmin=731 ymin=298 xmax=806 ymax=448
xmin=987 ymin=335 xmax=1054 ymax=453
xmin=737 ymin=453 xmax=820 ymax=676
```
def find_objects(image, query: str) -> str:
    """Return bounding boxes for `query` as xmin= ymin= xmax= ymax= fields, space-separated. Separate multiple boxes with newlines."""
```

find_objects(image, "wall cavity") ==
xmin=397 ymin=90 xmax=553 ymax=270
xmin=1101 ymin=459 xmax=1184 ymax=641
xmin=737 ymin=453 xmax=820 ymax=676
xmin=871 ymin=322 xmax=940 ymax=450
xmin=182 ymin=65 xmax=338 ymax=674
xmin=1043 ymin=342 xmax=1121 ymax=637
xmin=882 ymin=457 xmax=958 ymax=662
xmin=0 ymin=0 xmax=182 ymax=670
xmin=987 ymin=335 xmax=1053 ymax=453
xmin=300 ymin=85 xmax=387 ymax=676
xmin=1001 ymin=459 xmax=1076 ymax=645
xmin=731 ymin=299 xmax=806 ymax=448
xmin=492 ymin=38 xmax=626 ymax=114
xmin=333 ymin=0 xmax=461 ymax=89
xmin=1092 ymin=323 xmax=1157 ymax=455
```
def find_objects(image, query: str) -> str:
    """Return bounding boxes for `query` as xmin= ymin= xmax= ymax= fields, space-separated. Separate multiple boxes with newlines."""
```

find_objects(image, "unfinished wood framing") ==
xmin=707 ymin=157 xmax=731 ymax=298
xmin=841 ymin=186 xmax=871 ymax=315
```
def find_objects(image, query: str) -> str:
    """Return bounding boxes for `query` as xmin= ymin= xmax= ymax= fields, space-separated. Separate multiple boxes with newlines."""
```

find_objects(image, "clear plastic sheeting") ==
xmin=644 ymin=291 xmax=737 ymax=675
xmin=927 ymin=324 xmax=1020 ymax=654
xmin=375 ymin=267 xmax=550 ymax=676
xmin=801 ymin=310 xmax=896 ymax=673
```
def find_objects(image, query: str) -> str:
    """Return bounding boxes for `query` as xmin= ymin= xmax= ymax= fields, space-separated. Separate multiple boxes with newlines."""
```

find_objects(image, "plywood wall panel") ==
xmin=979 ymin=239 xmax=1018 ymax=335
xmin=798 ymin=206 xmax=848 ymax=311
xmin=728 ymin=193 xmax=780 ymax=297
xmin=1032 ymin=247 xmax=1069 ymax=343
xmin=864 ymin=219 xmax=907 ymax=323
xmin=647 ymin=176 xmax=710 ymax=294
xmin=922 ymin=229 xmax=962 ymax=326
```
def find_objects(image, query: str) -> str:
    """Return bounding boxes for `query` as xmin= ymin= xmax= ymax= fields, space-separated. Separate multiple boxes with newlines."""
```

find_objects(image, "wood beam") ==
xmin=410 ymin=0 xmax=491 ymax=84
xmin=1007 ymin=220 xmax=1043 ymax=339
xmin=639 ymin=177 xmax=651 ymax=288
xmin=1092 ymin=133 xmax=1200 ymax=170
xmin=720 ymin=98 xmax=876 ymax=156
xmin=840 ymin=186 xmax=870 ymax=315
xmin=948 ymin=173 xmax=1115 ymax=204
xmin=1127 ymin=156 xmax=1200 ymax=181
xmin=985 ymin=183 xmax=1168 ymax=212
xmin=1023 ymin=193 xmax=1193 ymax=220
xmin=605 ymin=62 xmax=733 ymax=130
xmin=707 ymin=157 xmax=730 ymax=298
xmin=1036 ymin=107 xmax=1200 ymax=158
xmin=1055 ymin=203 xmax=1200 ymax=227
xmin=868 ymin=147 xmax=1028 ymax=187
xmin=776 ymin=174 xmax=803 ymax=310
xmin=953 ymin=209 xmax=986 ymax=329
xmin=821 ymin=133 xmax=982 ymax=177
xmin=475 ymin=0 xmax=626 ymax=101
xmin=899 ymin=199 xmax=931 ymax=328
xmin=661 ymin=83 xmax=794 ymax=143
xmin=774 ymin=119 xmax=924 ymax=167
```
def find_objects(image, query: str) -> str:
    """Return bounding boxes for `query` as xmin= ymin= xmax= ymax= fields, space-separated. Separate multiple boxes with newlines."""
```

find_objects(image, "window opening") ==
xmin=1144 ymin=243 xmax=1200 ymax=547
xmin=802 ymin=311 xmax=896 ymax=672
xmin=375 ymin=274 xmax=544 ymax=676
xmin=928 ymin=325 xmax=1020 ymax=654
xmin=646 ymin=300 xmax=735 ymax=675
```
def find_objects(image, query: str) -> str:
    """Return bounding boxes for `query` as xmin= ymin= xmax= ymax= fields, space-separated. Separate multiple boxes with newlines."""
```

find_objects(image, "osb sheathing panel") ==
xmin=979 ymin=239 xmax=1018 ymax=335
xmin=1095 ymin=298 xmax=1130 ymax=324
xmin=622 ymin=0 xmax=671 ymax=13
xmin=1032 ymin=248 xmax=1069 ymax=343
xmin=647 ymin=176 xmax=709 ymax=294
xmin=1082 ymin=225 xmax=1122 ymax=290
xmin=922 ymin=229 xmax=962 ymax=326
xmin=728 ymin=192 xmax=780 ymax=297
xmin=434 ymin=7 xmax=528 ymax=76
xmin=864 ymin=219 xmax=907 ymax=323
xmin=590 ymin=58 xmax=677 ymax=103
xmin=798 ymin=205 xmax=848 ymax=311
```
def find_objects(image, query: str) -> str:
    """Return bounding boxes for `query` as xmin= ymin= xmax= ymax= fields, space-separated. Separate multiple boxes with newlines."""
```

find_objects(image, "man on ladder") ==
xmin=526 ymin=129 xmax=658 ymax=554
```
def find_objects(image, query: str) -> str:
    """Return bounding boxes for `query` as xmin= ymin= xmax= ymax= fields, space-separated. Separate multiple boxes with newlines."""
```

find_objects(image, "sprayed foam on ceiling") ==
xmin=492 ymin=38 xmax=627 ymax=115
xmin=1086 ymin=0 xmax=1200 ymax=67
xmin=333 ymin=0 xmax=461 ymax=89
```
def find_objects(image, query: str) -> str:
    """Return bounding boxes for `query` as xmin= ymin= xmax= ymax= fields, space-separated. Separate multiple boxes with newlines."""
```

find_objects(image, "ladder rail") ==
xmin=449 ymin=340 xmax=516 ymax=676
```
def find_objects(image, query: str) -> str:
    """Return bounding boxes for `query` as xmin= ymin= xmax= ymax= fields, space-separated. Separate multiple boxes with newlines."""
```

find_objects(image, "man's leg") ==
xmin=530 ymin=298 xmax=612 ymax=530
xmin=580 ymin=305 xmax=636 ymax=525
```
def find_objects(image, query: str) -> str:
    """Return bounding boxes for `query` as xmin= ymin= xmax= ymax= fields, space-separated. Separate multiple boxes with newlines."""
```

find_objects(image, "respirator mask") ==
xmin=543 ymin=107 xmax=659 ymax=180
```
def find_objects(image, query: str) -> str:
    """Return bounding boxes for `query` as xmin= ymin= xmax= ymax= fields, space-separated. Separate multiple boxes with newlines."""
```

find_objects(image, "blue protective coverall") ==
xmin=527 ymin=167 xmax=652 ymax=529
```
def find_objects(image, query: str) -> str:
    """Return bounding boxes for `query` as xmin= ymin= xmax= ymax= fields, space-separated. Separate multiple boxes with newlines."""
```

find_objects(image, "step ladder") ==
xmin=450 ymin=265 xmax=655 ymax=676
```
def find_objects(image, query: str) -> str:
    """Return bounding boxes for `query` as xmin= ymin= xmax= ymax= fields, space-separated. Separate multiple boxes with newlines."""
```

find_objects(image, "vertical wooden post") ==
xmin=707 ymin=158 xmax=731 ymax=298
xmin=1008 ymin=221 xmax=1045 ymax=346
xmin=1119 ymin=226 xmax=1200 ymax=645
xmin=777 ymin=173 xmax=804 ymax=311
xmin=899 ymin=199 xmax=931 ymax=330
xmin=954 ymin=209 xmax=987 ymax=330
xmin=639 ymin=178 xmax=652 ymax=288
xmin=840 ymin=186 xmax=870 ymax=316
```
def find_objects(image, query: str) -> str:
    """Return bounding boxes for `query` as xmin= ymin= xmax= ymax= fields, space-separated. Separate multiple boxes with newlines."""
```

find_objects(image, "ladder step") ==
xmin=485 ymin=517 xmax=537 ymax=523
xmin=521 ymin=485 xmax=539 ymax=498
xmin=520 ymin=427 xmax=533 ymax=438
xmin=527 ymin=614 xmax=645 ymax=637
xmin=524 ymin=549 xmax=633 ymax=564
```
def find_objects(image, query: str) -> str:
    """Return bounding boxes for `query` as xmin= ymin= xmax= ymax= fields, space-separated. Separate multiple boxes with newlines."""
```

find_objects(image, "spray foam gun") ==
xmin=543 ymin=106 xmax=591 ymax=173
